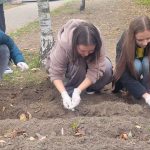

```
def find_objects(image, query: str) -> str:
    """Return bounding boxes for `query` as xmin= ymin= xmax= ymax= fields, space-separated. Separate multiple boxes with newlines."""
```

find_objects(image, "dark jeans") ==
xmin=0 ymin=45 xmax=10 ymax=80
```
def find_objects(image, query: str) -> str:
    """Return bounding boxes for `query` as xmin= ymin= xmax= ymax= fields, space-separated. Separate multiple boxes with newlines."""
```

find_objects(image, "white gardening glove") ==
xmin=145 ymin=96 xmax=150 ymax=106
xmin=17 ymin=62 xmax=29 ymax=71
xmin=61 ymin=91 xmax=72 ymax=109
xmin=143 ymin=93 xmax=150 ymax=106
xmin=71 ymin=88 xmax=81 ymax=109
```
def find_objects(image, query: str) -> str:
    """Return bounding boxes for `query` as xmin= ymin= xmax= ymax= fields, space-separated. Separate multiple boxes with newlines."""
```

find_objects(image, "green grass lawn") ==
xmin=135 ymin=0 xmax=150 ymax=5
xmin=4 ymin=2 xmax=23 ymax=10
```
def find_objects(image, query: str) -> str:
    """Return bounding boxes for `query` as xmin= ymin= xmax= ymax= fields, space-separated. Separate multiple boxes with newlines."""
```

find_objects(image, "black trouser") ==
xmin=120 ymin=71 xmax=147 ymax=99
xmin=0 ymin=4 xmax=6 ymax=32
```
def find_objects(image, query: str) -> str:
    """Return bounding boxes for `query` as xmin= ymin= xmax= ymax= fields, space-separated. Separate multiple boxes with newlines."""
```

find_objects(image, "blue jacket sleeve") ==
xmin=0 ymin=31 xmax=25 ymax=65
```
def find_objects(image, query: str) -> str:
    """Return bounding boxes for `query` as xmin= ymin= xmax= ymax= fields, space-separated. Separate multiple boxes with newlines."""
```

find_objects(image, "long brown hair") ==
xmin=72 ymin=22 xmax=102 ymax=63
xmin=114 ymin=16 xmax=150 ymax=81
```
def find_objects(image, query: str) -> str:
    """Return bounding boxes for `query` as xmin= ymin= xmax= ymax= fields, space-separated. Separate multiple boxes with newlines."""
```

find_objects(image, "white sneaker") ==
xmin=4 ymin=67 xmax=13 ymax=74
xmin=86 ymin=89 xmax=95 ymax=95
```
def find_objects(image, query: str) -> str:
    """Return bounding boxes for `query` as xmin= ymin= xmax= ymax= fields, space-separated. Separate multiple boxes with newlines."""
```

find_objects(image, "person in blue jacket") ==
xmin=0 ymin=30 xmax=29 ymax=80
xmin=113 ymin=16 xmax=150 ymax=106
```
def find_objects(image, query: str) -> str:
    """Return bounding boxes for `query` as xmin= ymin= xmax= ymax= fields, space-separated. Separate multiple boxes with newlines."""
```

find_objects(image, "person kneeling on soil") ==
xmin=46 ymin=19 xmax=113 ymax=110
xmin=113 ymin=15 xmax=150 ymax=106
xmin=0 ymin=30 xmax=29 ymax=80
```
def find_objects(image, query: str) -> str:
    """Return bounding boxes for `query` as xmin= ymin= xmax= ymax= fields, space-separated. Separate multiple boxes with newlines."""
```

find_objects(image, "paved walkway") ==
xmin=5 ymin=0 xmax=65 ymax=33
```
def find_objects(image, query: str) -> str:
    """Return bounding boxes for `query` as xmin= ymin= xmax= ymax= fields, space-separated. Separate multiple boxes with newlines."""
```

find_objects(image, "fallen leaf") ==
xmin=31 ymin=68 xmax=40 ymax=72
xmin=10 ymin=93 xmax=17 ymax=99
xmin=27 ymin=112 xmax=32 ymax=120
xmin=0 ymin=140 xmax=6 ymax=143
xmin=61 ymin=128 xmax=64 ymax=136
xmin=10 ymin=104 xmax=14 ymax=107
xmin=15 ymin=130 xmax=26 ymax=136
xmin=4 ymin=129 xmax=26 ymax=138
xmin=29 ymin=137 xmax=35 ymax=141
xmin=4 ymin=129 xmax=14 ymax=138
xmin=23 ymin=48 xmax=29 ymax=50
xmin=34 ymin=108 xmax=41 ymax=113
xmin=75 ymin=132 xmax=83 ymax=136
xmin=0 ymin=140 xmax=6 ymax=147
xmin=135 ymin=125 xmax=141 ymax=129
xmin=2 ymin=107 xmax=5 ymax=112
xmin=34 ymin=133 xmax=46 ymax=141
xmin=128 ymin=131 xmax=132 ymax=138
xmin=74 ymin=127 xmax=86 ymax=137
xmin=19 ymin=112 xmax=32 ymax=122
xmin=19 ymin=114 xmax=27 ymax=122
xmin=120 ymin=133 xmax=128 ymax=140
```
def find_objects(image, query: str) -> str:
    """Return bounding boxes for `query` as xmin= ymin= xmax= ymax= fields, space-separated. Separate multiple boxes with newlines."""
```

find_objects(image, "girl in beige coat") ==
xmin=46 ymin=19 xmax=112 ymax=110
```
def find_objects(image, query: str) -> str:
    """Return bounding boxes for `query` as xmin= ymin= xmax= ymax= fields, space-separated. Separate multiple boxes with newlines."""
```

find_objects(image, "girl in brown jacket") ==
xmin=46 ymin=19 xmax=112 ymax=110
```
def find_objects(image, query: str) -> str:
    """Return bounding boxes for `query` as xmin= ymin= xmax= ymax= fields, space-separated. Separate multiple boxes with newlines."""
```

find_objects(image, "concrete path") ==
xmin=5 ymin=0 xmax=65 ymax=33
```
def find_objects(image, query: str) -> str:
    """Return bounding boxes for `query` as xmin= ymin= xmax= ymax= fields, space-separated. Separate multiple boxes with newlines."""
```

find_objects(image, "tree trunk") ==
xmin=80 ymin=0 xmax=85 ymax=11
xmin=37 ymin=0 xmax=54 ymax=67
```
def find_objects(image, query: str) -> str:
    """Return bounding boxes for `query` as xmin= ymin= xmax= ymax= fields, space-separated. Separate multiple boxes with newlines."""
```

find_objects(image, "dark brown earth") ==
xmin=1 ymin=0 xmax=150 ymax=149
